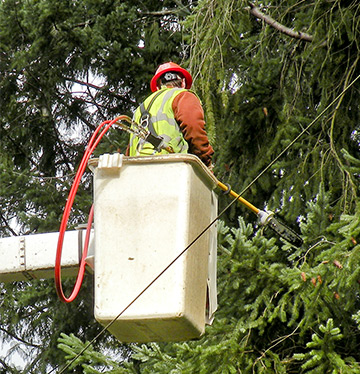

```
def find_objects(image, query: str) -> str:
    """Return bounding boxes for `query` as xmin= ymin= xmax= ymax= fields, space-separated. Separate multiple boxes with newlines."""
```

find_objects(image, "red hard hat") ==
xmin=150 ymin=62 xmax=193 ymax=92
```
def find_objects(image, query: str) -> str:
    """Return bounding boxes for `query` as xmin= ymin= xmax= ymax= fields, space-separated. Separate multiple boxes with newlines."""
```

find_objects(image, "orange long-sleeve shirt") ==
xmin=172 ymin=91 xmax=214 ymax=167
xmin=126 ymin=90 xmax=214 ymax=166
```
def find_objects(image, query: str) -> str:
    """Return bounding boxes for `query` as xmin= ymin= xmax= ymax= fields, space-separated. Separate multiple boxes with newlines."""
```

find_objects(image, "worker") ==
xmin=128 ymin=62 xmax=214 ymax=168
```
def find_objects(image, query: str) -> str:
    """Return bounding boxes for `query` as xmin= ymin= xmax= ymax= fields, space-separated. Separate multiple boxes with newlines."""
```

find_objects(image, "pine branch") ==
xmin=54 ymin=90 xmax=97 ymax=132
xmin=142 ymin=9 xmax=180 ymax=16
xmin=247 ymin=2 xmax=314 ymax=42
xmin=4 ymin=133 xmax=38 ymax=168
xmin=64 ymin=78 xmax=135 ymax=105
xmin=0 ymin=212 xmax=18 ymax=236
xmin=84 ymin=71 xmax=107 ymax=121
xmin=141 ymin=1 xmax=191 ymax=16
xmin=50 ymin=120 xmax=73 ymax=173
xmin=0 ymin=357 xmax=13 ymax=373
xmin=0 ymin=326 xmax=41 ymax=348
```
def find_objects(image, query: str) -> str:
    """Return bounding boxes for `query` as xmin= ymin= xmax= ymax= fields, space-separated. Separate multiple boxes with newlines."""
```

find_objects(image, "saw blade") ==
xmin=267 ymin=216 xmax=303 ymax=247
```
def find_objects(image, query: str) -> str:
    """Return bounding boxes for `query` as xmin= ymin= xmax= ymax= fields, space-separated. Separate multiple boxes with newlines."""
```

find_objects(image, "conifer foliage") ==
xmin=1 ymin=0 xmax=360 ymax=372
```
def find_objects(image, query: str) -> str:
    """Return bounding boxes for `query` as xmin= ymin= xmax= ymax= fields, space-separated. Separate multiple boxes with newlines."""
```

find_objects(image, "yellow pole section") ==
xmin=217 ymin=181 xmax=260 ymax=215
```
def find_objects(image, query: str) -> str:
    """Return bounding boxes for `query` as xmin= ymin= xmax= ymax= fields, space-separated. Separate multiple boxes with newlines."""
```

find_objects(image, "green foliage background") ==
xmin=1 ymin=0 xmax=360 ymax=372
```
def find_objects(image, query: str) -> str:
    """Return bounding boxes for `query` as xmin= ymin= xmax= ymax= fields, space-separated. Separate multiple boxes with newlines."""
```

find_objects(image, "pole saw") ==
xmin=216 ymin=181 xmax=303 ymax=247
xmin=113 ymin=116 xmax=303 ymax=247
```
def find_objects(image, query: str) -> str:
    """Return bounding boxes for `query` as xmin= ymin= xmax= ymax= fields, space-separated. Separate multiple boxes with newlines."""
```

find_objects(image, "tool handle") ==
xmin=217 ymin=181 xmax=259 ymax=215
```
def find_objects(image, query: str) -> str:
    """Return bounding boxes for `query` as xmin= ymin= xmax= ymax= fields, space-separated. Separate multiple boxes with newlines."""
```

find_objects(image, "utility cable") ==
xmin=53 ymin=73 xmax=360 ymax=372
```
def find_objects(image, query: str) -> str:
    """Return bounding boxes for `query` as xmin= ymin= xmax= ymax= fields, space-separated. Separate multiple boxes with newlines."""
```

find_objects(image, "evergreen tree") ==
xmin=3 ymin=0 xmax=360 ymax=372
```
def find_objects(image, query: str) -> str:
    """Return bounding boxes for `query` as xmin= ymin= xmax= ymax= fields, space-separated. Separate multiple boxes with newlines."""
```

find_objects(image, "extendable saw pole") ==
xmin=217 ymin=181 xmax=260 ymax=215
xmin=217 ymin=181 xmax=303 ymax=247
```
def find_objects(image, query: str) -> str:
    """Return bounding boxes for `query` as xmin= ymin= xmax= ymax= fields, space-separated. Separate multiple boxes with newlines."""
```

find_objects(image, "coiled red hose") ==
xmin=55 ymin=116 xmax=127 ymax=302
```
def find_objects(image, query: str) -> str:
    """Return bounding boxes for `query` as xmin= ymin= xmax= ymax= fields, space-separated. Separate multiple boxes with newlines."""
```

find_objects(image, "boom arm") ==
xmin=0 ymin=229 xmax=92 ymax=282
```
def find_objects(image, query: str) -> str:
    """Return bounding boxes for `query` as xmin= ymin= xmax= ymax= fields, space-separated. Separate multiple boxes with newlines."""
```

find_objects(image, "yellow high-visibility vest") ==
xmin=129 ymin=88 xmax=189 ymax=156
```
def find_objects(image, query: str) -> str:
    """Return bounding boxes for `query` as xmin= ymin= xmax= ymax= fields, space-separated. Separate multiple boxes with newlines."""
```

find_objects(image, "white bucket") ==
xmin=89 ymin=154 xmax=218 ymax=342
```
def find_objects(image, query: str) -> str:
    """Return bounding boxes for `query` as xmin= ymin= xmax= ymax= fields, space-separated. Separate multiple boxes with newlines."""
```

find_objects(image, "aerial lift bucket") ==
xmin=88 ymin=153 xmax=218 ymax=343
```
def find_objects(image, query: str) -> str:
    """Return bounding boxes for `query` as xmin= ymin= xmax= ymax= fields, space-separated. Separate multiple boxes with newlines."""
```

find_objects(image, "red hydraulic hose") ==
xmin=55 ymin=116 xmax=127 ymax=302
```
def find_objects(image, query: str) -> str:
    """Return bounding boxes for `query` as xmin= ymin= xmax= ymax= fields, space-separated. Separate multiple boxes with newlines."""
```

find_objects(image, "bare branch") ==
xmin=0 ymin=212 xmax=18 ymax=236
xmin=248 ymin=2 xmax=313 ymax=42
xmin=0 ymin=357 xmax=11 ymax=372
xmin=142 ymin=2 xmax=191 ymax=16
xmin=142 ymin=9 xmax=178 ymax=16
xmin=64 ymin=78 xmax=135 ymax=105
xmin=0 ymin=326 xmax=41 ymax=348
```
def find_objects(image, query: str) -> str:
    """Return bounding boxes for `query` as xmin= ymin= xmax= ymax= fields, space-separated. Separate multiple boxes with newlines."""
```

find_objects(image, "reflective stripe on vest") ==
xmin=129 ymin=88 xmax=189 ymax=156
